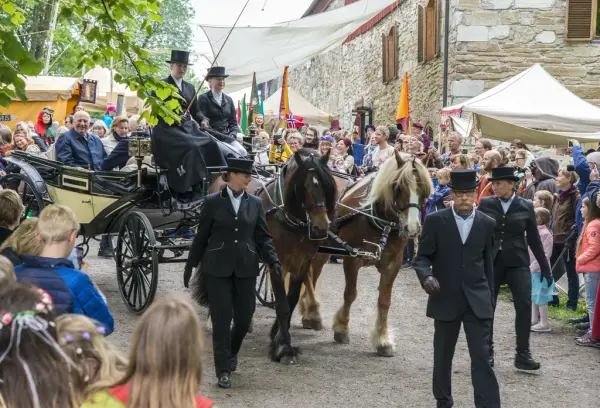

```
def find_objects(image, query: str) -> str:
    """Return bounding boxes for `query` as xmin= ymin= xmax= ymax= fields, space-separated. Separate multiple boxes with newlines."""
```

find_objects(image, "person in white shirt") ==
xmin=371 ymin=126 xmax=395 ymax=168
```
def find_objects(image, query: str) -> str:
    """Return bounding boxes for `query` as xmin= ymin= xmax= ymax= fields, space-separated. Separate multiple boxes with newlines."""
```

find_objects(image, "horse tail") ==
xmin=190 ymin=270 xmax=210 ymax=307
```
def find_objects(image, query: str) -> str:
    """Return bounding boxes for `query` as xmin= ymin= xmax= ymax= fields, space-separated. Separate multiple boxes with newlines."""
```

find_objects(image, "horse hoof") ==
xmin=302 ymin=319 xmax=312 ymax=329
xmin=377 ymin=344 xmax=394 ymax=357
xmin=310 ymin=318 xmax=323 ymax=331
xmin=334 ymin=332 xmax=350 ymax=344
xmin=280 ymin=355 xmax=298 ymax=365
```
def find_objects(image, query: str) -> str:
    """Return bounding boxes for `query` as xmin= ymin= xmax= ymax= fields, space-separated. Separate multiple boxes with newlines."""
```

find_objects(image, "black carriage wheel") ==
xmin=255 ymin=263 xmax=276 ymax=308
xmin=116 ymin=211 xmax=158 ymax=314
xmin=0 ymin=173 xmax=46 ymax=219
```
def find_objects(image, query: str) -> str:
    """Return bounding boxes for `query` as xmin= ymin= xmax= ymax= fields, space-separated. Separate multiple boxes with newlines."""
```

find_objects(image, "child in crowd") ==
xmin=424 ymin=167 xmax=451 ymax=216
xmin=575 ymin=197 xmax=600 ymax=345
xmin=57 ymin=314 xmax=127 ymax=400
xmin=0 ymin=126 xmax=12 ymax=156
xmin=0 ymin=283 xmax=80 ymax=408
xmin=0 ymin=254 xmax=15 ymax=286
xmin=533 ymin=190 xmax=554 ymax=228
xmin=530 ymin=207 xmax=555 ymax=332
xmin=83 ymin=295 xmax=215 ymax=408
xmin=0 ymin=189 xmax=24 ymax=246
xmin=0 ymin=217 xmax=42 ymax=265
xmin=14 ymin=205 xmax=114 ymax=333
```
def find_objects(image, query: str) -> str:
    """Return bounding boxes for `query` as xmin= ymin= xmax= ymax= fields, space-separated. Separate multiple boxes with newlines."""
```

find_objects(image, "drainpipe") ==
xmin=442 ymin=0 xmax=451 ymax=107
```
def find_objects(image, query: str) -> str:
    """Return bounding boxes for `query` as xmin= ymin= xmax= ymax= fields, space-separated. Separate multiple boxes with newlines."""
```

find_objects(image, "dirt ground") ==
xmin=87 ymin=241 xmax=599 ymax=408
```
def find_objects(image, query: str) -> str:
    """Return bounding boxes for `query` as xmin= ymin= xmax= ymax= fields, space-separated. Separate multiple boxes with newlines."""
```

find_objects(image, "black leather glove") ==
xmin=422 ymin=276 xmax=440 ymax=296
xmin=270 ymin=262 xmax=284 ymax=277
xmin=183 ymin=265 xmax=193 ymax=288
xmin=540 ymin=271 xmax=553 ymax=287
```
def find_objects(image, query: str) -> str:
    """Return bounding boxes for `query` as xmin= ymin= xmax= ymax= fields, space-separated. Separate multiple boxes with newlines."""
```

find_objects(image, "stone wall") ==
xmin=452 ymin=0 xmax=600 ymax=106
xmin=289 ymin=0 xmax=446 ymax=129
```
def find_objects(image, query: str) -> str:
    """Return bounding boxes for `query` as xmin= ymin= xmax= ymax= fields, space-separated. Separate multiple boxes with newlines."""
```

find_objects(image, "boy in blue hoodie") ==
xmin=15 ymin=204 xmax=114 ymax=334
xmin=424 ymin=167 xmax=451 ymax=216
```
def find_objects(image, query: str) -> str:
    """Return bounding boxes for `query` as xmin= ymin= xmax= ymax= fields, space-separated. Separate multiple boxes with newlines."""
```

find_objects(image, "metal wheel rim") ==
xmin=0 ymin=174 xmax=46 ymax=219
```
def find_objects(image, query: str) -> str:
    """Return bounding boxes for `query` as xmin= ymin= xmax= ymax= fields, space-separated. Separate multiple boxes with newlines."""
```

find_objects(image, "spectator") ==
xmin=441 ymin=132 xmax=462 ymax=167
xmin=286 ymin=130 xmax=303 ymax=153
xmin=102 ymin=105 xmax=117 ymax=128
xmin=332 ymin=137 xmax=354 ymax=174
xmin=73 ymin=104 xmax=85 ymax=113
xmin=13 ymin=121 xmax=47 ymax=152
xmin=0 ymin=254 xmax=15 ymax=286
xmin=406 ymin=134 xmax=425 ymax=157
xmin=254 ymin=113 xmax=265 ymax=131
xmin=574 ymin=196 xmax=600 ymax=346
xmin=57 ymin=314 xmax=127 ymax=400
xmin=351 ymin=128 xmax=365 ymax=165
xmin=14 ymin=205 xmax=114 ymax=333
xmin=424 ymin=167 xmax=451 ymax=216
xmin=0 ymin=126 xmax=12 ymax=156
xmin=514 ymin=149 xmax=534 ymax=169
xmin=549 ymin=169 xmax=580 ymax=309
xmin=361 ymin=131 xmax=379 ymax=169
xmin=533 ymin=190 xmax=554 ymax=216
xmin=322 ymin=129 xmax=332 ymax=137
xmin=269 ymin=131 xmax=294 ymax=164
xmin=102 ymin=116 xmax=130 ymax=155
xmin=0 ymin=283 xmax=80 ymax=408
xmin=34 ymin=107 xmax=56 ymax=145
xmin=371 ymin=126 xmax=395 ymax=168
xmin=318 ymin=135 xmax=334 ymax=157
xmin=0 ymin=189 xmax=23 ymax=246
xmin=254 ymin=131 xmax=270 ymax=165
xmin=474 ymin=138 xmax=492 ymax=159
xmin=412 ymin=122 xmax=430 ymax=151
xmin=451 ymin=154 xmax=471 ymax=170
xmin=91 ymin=120 xmax=109 ymax=138
xmin=509 ymin=139 xmax=533 ymax=162
xmin=56 ymin=111 xmax=105 ymax=170
xmin=571 ymin=139 xmax=600 ymax=234
xmin=529 ymin=207 xmax=555 ymax=332
xmin=304 ymin=126 xmax=319 ymax=149
xmin=365 ymin=124 xmax=375 ymax=142
xmin=40 ymin=130 xmax=66 ymax=161
xmin=497 ymin=147 xmax=511 ymax=167
xmin=65 ymin=114 xmax=74 ymax=130
xmin=82 ymin=295 xmax=215 ymax=407
xmin=521 ymin=157 xmax=559 ymax=200
xmin=476 ymin=150 xmax=501 ymax=205
xmin=0 ymin=217 xmax=42 ymax=265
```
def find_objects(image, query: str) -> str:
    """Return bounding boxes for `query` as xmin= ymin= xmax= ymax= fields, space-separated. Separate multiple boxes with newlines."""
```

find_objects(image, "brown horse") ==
xmin=300 ymin=151 xmax=432 ymax=356
xmin=209 ymin=149 xmax=338 ymax=362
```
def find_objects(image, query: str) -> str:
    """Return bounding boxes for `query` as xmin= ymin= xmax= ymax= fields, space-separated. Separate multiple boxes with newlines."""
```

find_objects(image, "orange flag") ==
xmin=278 ymin=66 xmax=289 ymax=129
xmin=395 ymin=72 xmax=410 ymax=132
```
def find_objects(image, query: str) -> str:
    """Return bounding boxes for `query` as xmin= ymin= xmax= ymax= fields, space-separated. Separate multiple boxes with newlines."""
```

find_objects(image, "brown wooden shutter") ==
xmin=566 ymin=0 xmax=596 ymax=40
xmin=426 ymin=1 xmax=435 ymax=61
xmin=417 ymin=6 xmax=424 ymax=63
xmin=392 ymin=25 xmax=399 ymax=80
xmin=382 ymin=33 xmax=388 ymax=83
xmin=434 ymin=0 xmax=441 ymax=56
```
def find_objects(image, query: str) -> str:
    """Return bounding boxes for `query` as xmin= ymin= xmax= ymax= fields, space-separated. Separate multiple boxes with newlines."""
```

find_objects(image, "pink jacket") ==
xmin=529 ymin=225 xmax=553 ymax=273
xmin=576 ymin=219 xmax=600 ymax=273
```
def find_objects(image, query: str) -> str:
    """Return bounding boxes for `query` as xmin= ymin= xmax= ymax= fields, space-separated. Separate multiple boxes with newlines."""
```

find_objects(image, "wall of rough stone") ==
xmin=289 ymin=0 xmax=447 ymax=129
xmin=452 ymin=0 xmax=600 ymax=106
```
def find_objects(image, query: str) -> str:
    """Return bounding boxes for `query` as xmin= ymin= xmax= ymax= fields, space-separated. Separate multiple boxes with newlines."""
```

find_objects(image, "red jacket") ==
xmin=110 ymin=384 xmax=214 ymax=408
xmin=576 ymin=219 xmax=600 ymax=273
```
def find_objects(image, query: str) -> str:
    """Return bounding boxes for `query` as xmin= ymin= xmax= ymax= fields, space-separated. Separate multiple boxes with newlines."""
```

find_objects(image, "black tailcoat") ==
xmin=413 ymin=208 xmax=496 ymax=321
xmin=197 ymin=90 xmax=240 ymax=136
xmin=163 ymin=75 xmax=207 ymax=125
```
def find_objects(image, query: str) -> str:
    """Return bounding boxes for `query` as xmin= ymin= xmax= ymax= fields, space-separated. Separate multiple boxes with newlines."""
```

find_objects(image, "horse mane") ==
xmin=283 ymin=148 xmax=337 ymax=219
xmin=365 ymin=152 xmax=432 ymax=215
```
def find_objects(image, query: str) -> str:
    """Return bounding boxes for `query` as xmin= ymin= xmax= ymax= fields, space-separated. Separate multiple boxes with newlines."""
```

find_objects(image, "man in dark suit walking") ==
xmin=478 ymin=166 xmax=552 ymax=371
xmin=197 ymin=66 xmax=241 ymax=137
xmin=163 ymin=50 xmax=209 ymax=128
xmin=414 ymin=170 xmax=500 ymax=408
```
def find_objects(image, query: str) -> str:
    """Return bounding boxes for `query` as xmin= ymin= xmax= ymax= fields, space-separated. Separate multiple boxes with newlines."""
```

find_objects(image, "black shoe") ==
xmin=565 ymin=305 xmax=577 ymax=312
xmin=575 ymin=322 xmax=590 ymax=331
xmin=217 ymin=373 xmax=231 ymax=388
xmin=229 ymin=356 xmax=238 ymax=372
xmin=401 ymin=261 xmax=413 ymax=269
xmin=97 ymin=248 xmax=114 ymax=258
xmin=569 ymin=315 xmax=589 ymax=325
xmin=514 ymin=350 xmax=540 ymax=371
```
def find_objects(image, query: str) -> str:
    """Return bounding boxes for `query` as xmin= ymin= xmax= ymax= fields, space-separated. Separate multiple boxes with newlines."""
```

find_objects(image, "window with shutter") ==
xmin=382 ymin=26 xmax=398 ymax=83
xmin=426 ymin=0 xmax=436 ymax=61
xmin=417 ymin=6 xmax=424 ymax=63
xmin=566 ymin=0 xmax=596 ymax=40
xmin=392 ymin=25 xmax=399 ymax=80
xmin=382 ymin=33 xmax=388 ymax=83
xmin=434 ymin=0 xmax=441 ymax=56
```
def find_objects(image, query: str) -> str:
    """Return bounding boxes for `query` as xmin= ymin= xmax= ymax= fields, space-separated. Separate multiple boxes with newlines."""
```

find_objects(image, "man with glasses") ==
xmin=413 ymin=169 xmax=500 ymax=408
xmin=197 ymin=66 xmax=240 ymax=137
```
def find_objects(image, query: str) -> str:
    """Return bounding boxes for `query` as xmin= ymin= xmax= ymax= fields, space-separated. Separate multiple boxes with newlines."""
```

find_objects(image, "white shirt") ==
xmin=372 ymin=145 xmax=395 ymax=167
xmin=451 ymin=204 xmax=476 ymax=244
xmin=212 ymin=90 xmax=223 ymax=105
xmin=226 ymin=186 xmax=243 ymax=214
xmin=171 ymin=75 xmax=183 ymax=91
xmin=500 ymin=193 xmax=516 ymax=214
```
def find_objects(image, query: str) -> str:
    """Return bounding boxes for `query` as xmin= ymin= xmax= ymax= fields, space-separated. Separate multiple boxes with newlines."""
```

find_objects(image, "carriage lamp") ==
xmin=128 ymin=132 xmax=152 ymax=187
xmin=246 ymin=122 xmax=257 ymax=159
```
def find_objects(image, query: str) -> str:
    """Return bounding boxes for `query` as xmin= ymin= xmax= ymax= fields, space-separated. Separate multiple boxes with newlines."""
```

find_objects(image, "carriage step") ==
xmin=317 ymin=246 xmax=353 ymax=256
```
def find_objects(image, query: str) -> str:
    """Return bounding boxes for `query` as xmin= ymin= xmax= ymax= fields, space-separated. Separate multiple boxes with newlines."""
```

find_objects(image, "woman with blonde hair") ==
xmin=12 ymin=122 xmax=44 ymax=154
xmin=57 ymin=314 xmax=127 ymax=401
xmin=91 ymin=120 xmax=109 ymax=138
xmin=83 ymin=294 xmax=215 ymax=408
xmin=0 ymin=217 xmax=42 ymax=265
xmin=102 ymin=116 xmax=130 ymax=155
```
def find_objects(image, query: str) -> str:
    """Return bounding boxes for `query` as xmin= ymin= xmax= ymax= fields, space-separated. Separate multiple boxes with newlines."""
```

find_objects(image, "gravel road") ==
xmin=87 ymin=240 xmax=599 ymax=408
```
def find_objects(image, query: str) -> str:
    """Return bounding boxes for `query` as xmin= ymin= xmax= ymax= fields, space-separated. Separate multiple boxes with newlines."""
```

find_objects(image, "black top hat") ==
xmin=488 ymin=166 xmax=519 ymax=182
xmin=206 ymin=66 xmax=229 ymax=79
xmin=448 ymin=170 xmax=479 ymax=190
xmin=223 ymin=158 xmax=254 ymax=175
xmin=166 ymin=50 xmax=192 ymax=65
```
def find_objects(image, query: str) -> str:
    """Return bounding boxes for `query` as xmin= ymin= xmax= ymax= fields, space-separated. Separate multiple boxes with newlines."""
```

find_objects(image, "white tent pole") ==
xmin=43 ymin=0 xmax=61 ymax=75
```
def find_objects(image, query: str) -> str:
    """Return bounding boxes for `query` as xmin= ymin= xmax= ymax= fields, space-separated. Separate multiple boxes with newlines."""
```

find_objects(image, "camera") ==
xmin=567 ymin=164 xmax=575 ymax=172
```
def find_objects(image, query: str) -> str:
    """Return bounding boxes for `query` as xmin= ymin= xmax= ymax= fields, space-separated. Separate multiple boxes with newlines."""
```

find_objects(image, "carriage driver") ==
xmin=184 ymin=157 xmax=283 ymax=389
xmin=197 ymin=66 xmax=240 ymax=137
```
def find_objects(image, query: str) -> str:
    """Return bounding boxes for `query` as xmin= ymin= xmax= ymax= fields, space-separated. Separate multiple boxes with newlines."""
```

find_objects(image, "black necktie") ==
xmin=499 ymin=197 xmax=511 ymax=203
xmin=457 ymin=211 xmax=473 ymax=220
xmin=231 ymin=190 xmax=243 ymax=198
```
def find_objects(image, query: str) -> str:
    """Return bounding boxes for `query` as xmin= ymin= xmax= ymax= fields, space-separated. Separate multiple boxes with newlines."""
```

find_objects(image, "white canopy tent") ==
xmin=201 ymin=0 xmax=397 ymax=92
xmin=262 ymin=87 xmax=332 ymax=127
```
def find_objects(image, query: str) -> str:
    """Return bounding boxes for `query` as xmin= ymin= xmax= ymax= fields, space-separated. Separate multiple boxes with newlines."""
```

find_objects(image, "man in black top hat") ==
xmin=414 ymin=170 xmax=500 ymax=408
xmin=478 ymin=166 xmax=552 ymax=371
xmin=185 ymin=157 xmax=283 ymax=389
xmin=197 ymin=66 xmax=240 ymax=137
xmin=164 ymin=50 xmax=209 ymax=127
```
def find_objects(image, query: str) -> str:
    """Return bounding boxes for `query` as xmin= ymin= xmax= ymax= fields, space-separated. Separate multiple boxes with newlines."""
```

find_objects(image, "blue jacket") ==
xmin=15 ymin=256 xmax=114 ymax=334
xmin=56 ymin=129 xmax=105 ymax=170
xmin=573 ymin=146 xmax=591 ymax=234
xmin=352 ymin=143 xmax=365 ymax=166
xmin=102 ymin=138 xmax=130 ymax=170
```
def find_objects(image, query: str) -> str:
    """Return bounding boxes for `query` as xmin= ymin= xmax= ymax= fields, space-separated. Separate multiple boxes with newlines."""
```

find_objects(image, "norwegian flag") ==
xmin=286 ymin=112 xmax=304 ymax=129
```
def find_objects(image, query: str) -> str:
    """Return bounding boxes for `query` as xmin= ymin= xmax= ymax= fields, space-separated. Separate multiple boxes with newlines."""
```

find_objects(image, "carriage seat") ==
xmin=90 ymin=172 xmax=141 ymax=196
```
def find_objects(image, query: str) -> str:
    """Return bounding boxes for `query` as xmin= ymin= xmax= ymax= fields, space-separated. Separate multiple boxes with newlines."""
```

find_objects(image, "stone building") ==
xmin=288 ymin=0 xmax=600 ymax=132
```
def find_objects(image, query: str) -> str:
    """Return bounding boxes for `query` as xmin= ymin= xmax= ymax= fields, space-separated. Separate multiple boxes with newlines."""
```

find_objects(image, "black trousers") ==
xmin=204 ymin=274 xmax=256 ymax=377
xmin=433 ymin=307 xmax=500 ymax=408
xmin=490 ymin=252 xmax=532 ymax=353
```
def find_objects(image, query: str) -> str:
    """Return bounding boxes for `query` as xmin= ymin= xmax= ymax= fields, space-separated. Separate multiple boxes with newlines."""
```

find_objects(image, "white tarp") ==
xmin=201 ymin=0 xmax=397 ymax=92
xmin=442 ymin=64 xmax=600 ymax=133
xmin=263 ymin=87 xmax=331 ymax=127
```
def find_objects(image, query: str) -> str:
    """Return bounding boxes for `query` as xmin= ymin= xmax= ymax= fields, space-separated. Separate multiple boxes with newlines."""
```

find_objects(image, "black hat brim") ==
xmin=487 ymin=175 xmax=519 ymax=182
xmin=206 ymin=74 xmax=229 ymax=79
xmin=166 ymin=60 xmax=193 ymax=66
xmin=448 ymin=180 xmax=480 ymax=190
xmin=222 ymin=166 xmax=254 ymax=175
